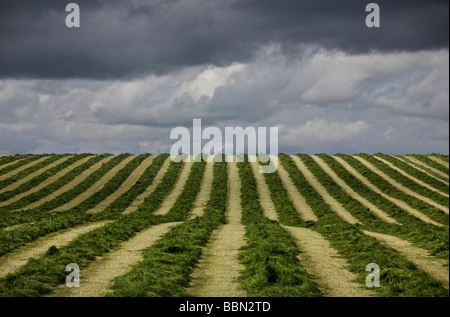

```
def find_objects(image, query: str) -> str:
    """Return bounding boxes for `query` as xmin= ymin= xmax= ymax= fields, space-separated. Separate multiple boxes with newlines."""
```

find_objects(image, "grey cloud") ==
xmin=0 ymin=0 xmax=448 ymax=79
xmin=1 ymin=49 xmax=448 ymax=155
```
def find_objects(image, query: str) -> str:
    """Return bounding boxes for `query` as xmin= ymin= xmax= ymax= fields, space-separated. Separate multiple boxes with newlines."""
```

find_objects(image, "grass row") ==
xmin=0 ymin=153 xmax=122 ymax=224
xmin=0 ymin=155 xmax=46 ymax=176
xmin=277 ymin=154 xmax=448 ymax=296
xmin=374 ymin=154 xmax=449 ymax=193
xmin=0 ymin=154 xmax=169 ymax=257
xmin=0 ymin=155 xmax=32 ymax=167
xmin=358 ymin=153 xmax=448 ymax=207
xmin=312 ymin=154 xmax=449 ymax=260
xmin=408 ymin=154 xmax=449 ymax=174
xmin=0 ymin=154 xmax=91 ymax=202
xmin=9 ymin=154 xmax=128 ymax=215
xmin=0 ymin=157 xmax=186 ymax=296
xmin=0 ymin=155 xmax=65 ymax=190
xmin=109 ymin=158 xmax=234 ymax=297
xmin=429 ymin=154 xmax=449 ymax=163
xmin=336 ymin=154 xmax=449 ymax=226
xmin=65 ymin=154 xmax=150 ymax=213
xmin=399 ymin=156 xmax=449 ymax=183
xmin=0 ymin=155 xmax=110 ymax=214
xmin=237 ymin=157 xmax=322 ymax=297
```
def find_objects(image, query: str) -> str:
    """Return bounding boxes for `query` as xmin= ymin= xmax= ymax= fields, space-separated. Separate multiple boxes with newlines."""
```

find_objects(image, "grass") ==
xmin=277 ymin=154 xmax=448 ymax=297
xmin=0 ymin=157 xmax=185 ymax=296
xmin=237 ymin=156 xmax=322 ymax=297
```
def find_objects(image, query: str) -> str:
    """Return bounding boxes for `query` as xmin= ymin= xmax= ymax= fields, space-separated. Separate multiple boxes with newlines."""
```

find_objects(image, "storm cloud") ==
xmin=0 ymin=1 xmax=448 ymax=155
xmin=0 ymin=0 xmax=448 ymax=79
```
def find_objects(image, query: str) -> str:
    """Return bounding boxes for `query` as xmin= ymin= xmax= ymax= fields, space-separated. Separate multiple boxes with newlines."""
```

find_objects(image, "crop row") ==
xmin=0 ymin=157 xmax=186 ymax=296
xmin=0 ymin=154 xmax=91 ymax=202
xmin=408 ymin=154 xmax=449 ymax=174
xmin=0 ymin=155 xmax=65 ymax=190
xmin=276 ymin=154 xmax=448 ymax=296
xmin=374 ymin=154 xmax=448 ymax=192
xmin=335 ymin=154 xmax=449 ymax=226
xmin=358 ymin=154 xmax=448 ymax=206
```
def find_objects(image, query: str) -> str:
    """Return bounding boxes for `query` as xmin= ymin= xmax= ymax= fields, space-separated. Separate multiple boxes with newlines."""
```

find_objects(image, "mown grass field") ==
xmin=0 ymin=153 xmax=448 ymax=297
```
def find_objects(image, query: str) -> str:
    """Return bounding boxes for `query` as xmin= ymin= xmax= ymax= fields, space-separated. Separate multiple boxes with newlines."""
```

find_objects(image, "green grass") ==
xmin=0 ymin=157 xmax=185 ymax=296
xmin=375 ymin=154 xmax=449 ymax=192
xmin=0 ymin=153 xmax=447 ymax=297
xmin=0 ymin=155 xmax=46 ymax=177
xmin=237 ymin=157 xmax=322 ymax=297
xmin=277 ymin=154 xmax=448 ymax=297
xmin=358 ymin=153 xmax=448 ymax=207
xmin=0 ymin=155 xmax=64 ymax=191
xmin=0 ymin=154 xmax=91 ymax=202
xmin=317 ymin=154 xmax=449 ymax=261
xmin=0 ymin=154 xmax=169 ymax=258
xmin=0 ymin=154 xmax=111 ymax=215
xmin=408 ymin=154 xmax=449 ymax=174
xmin=336 ymin=154 xmax=449 ymax=227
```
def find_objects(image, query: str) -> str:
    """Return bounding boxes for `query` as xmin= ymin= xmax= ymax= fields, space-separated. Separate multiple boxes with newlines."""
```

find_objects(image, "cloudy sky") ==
xmin=0 ymin=0 xmax=448 ymax=155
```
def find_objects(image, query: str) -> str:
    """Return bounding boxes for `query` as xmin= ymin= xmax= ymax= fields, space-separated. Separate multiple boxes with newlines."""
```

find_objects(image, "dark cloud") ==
xmin=0 ymin=0 xmax=448 ymax=79
xmin=1 ymin=49 xmax=448 ymax=155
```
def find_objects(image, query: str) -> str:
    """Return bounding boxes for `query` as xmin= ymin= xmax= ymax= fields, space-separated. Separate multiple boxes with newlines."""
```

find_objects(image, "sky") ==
xmin=0 ymin=0 xmax=448 ymax=155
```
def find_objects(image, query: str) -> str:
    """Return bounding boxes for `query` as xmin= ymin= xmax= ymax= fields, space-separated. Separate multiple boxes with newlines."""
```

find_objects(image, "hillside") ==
xmin=0 ymin=153 xmax=448 ymax=297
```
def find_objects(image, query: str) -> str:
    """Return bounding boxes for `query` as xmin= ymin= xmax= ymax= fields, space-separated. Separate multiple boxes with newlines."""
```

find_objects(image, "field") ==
xmin=0 ymin=153 xmax=448 ymax=297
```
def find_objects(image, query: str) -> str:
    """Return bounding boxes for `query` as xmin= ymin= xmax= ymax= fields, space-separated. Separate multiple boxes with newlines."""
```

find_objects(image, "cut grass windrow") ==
xmin=0 ymin=159 xmax=28 ymax=172
xmin=291 ymin=155 xmax=361 ymax=225
xmin=63 ymin=155 xmax=149 ymax=213
xmin=373 ymin=154 xmax=449 ymax=196
xmin=249 ymin=158 xmax=278 ymax=221
xmin=0 ymin=155 xmax=170 ymax=258
xmin=430 ymin=154 xmax=449 ymax=163
xmin=0 ymin=155 xmax=112 ymax=213
xmin=0 ymin=155 xmax=48 ymax=181
xmin=49 ymin=222 xmax=181 ymax=297
xmin=317 ymin=154 xmax=449 ymax=260
xmin=275 ymin=162 xmax=317 ymax=222
xmin=362 ymin=230 xmax=449 ymax=289
xmin=0 ymin=155 xmax=75 ymax=195
xmin=408 ymin=155 xmax=449 ymax=176
xmin=257 ymin=155 xmax=372 ymax=296
xmin=394 ymin=155 xmax=449 ymax=185
xmin=188 ymin=160 xmax=245 ymax=297
xmin=107 ymin=158 xmax=222 ymax=297
xmin=0 ymin=156 xmax=29 ymax=168
xmin=0 ymin=154 xmax=120 ymax=222
xmin=53 ymin=155 xmax=137 ymax=212
xmin=0 ymin=157 xmax=185 ymax=296
xmin=311 ymin=155 xmax=399 ymax=225
xmin=333 ymin=155 xmax=447 ymax=227
xmin=123 ymin=156 xmax=171 ymax=215
xmin=428 ymin=156 xmax=449 ymax=168
xmin=153 ymin=158 xmax=194 ymax=216
xmin=0 ymin=155 xmax=92 ymax=207
xmin=237 ymin=157 xmax=322 ymax=297
xmin=282 ymin=225 xmax=374 ymax=297
xmin=406 ymin=156 xmax=449 ymax=180
xmin=188 ymin=161 xmax=214 ymax=219
xmin=86 ymin=155 xmax=155 ymax=214
xmin=0 ymin=221 xmax=111 ymax=279
xmin=0 ymin=155 xmax=61 ymax=188
xmin=355 ymin=154 xmax=449 ymax=214
xmin=278 ymin=154 xmax=448 ymax=297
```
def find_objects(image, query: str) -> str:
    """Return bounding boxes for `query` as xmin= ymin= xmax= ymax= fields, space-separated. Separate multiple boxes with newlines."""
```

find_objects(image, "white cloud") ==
xmin=281 ymin=118 xmax=370 ymax=147
xmin=0 ymin=47 xmax=448 ymax=154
